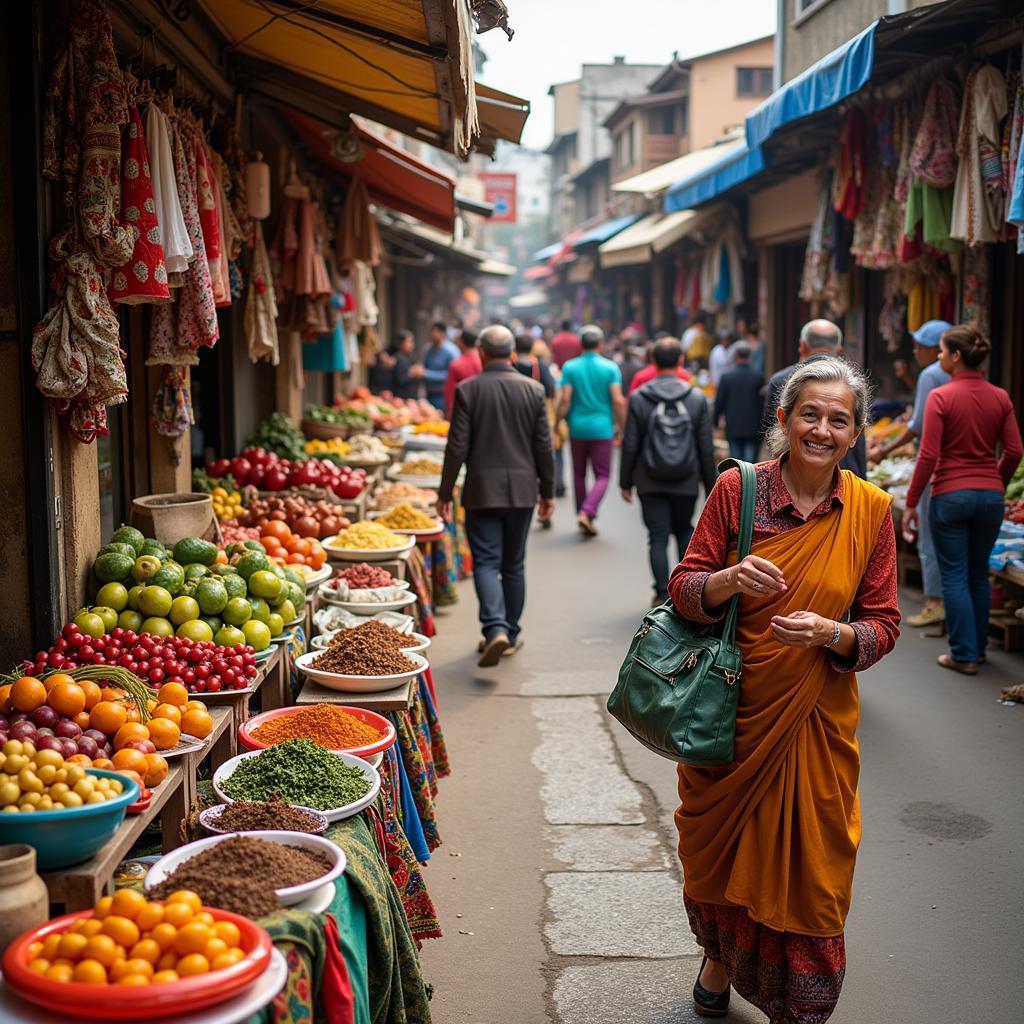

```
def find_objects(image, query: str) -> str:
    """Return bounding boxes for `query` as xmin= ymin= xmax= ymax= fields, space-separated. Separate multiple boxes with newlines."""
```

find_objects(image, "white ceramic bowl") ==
xmin=321 ymin=534 xmax=416 ymax=561
xmin=144 ymin=830 xmax=347 ymax=907
xmin=313 ymin=607 xmax=414 ymax=634
xmin=318 ymin=579 xmax=410 ymax=604
xmin=310 ymin=630 xmax=429 ymax=654
xmin=212 ymin=750 xmax=381 ymax=822
xmin=318 ymin=590 xmax=418 ymax=615
xmin=295 ymin=650 xmax=427 ymax=693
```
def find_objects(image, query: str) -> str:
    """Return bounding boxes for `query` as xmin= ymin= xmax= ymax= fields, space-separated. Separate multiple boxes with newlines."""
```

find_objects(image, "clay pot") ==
xmin=0 ymin=844 xmax=49 ymax=954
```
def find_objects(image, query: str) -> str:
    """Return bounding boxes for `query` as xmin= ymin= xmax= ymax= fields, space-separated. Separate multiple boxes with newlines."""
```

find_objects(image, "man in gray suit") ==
xmin=438 ymin=325 xmax=555 ymax=667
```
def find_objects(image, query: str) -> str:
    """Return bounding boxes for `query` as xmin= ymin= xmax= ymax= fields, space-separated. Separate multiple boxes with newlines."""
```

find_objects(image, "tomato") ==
xmin=229 ymin=457 xmax=252 ymax=483
xmin=207 ymin=459 xmax=231 ymax=478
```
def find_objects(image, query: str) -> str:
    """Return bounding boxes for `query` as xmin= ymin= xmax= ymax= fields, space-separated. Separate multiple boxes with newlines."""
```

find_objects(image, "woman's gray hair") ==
xmin=765 ymin=356 xmax=873 ymax=457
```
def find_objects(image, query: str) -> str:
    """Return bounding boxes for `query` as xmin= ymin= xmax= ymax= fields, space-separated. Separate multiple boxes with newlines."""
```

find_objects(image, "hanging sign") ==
xmin=480 ymin=172 xmax=517 ymax=223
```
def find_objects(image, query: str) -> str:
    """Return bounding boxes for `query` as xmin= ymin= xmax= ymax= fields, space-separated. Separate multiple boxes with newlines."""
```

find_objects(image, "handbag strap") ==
xmin=717 ymin=458 xmax=756 ymax=647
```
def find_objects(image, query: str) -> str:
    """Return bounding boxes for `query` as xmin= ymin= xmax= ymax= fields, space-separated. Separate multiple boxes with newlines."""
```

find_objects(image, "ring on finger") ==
xmin=752 ymin=581 xmax=765 ymax=592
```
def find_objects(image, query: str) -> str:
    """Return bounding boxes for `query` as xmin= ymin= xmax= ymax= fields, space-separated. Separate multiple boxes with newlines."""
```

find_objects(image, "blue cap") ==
xmin=911 ymin=320 xmax=952 ymax=348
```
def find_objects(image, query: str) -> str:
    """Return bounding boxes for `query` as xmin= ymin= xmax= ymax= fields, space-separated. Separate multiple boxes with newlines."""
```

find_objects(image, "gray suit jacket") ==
xmin=439 ymin=362 xmax=555 ymax=509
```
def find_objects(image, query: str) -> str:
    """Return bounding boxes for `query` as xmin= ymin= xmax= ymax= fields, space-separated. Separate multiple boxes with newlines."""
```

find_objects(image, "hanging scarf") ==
xmin=244 ymin=221 xmax=280 ymax=364
xmin=150 ymin=366 xmax=193 ymax=438
xmin=909 ymin=77 xmax=961 ymax=188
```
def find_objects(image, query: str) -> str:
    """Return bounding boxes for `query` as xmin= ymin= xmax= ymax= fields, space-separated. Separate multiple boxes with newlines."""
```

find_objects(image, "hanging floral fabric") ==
xmin=109 ymin=103 xmax=170 ymax=304
xmin=336 ymin=177 xmax=383 ymax=266
xmin=1007 ymin=50 xmax=1024 ymax=254
xmin=195 ymin=139 xmax=228 ymax=305
xmin=961 ymin=244 xmax=991 ymax=333
xmin=832 ymin=108 xmax=868 ymax=220
xmin=800 ymin=174 xmax=833 ymax=303
xmin=208 ymin=155 xmax=233 ymax=308
xmin=851 ymin=160 xmax=901 ymax=269
xmin=951 ymin=65 xmax=1009 ymax=245
xmin=244 ymin=221 xmax=279 ymax=364
xmin=145 ymin=103 xmax=192 ymax=275
xmin=271 ymin=196 xmax=300 ymax=298
xmin=909 ymin=78 xmax=960 ymax=188
xmin=211 ymin=149 xmax=245 ymax=294
xmin=34 ymin=0 xmax=135 ymax=442
xmin=151 ymin=366 xmax=194 ymax=438
xmin=148 ymin=114 xmax=219 ymax=365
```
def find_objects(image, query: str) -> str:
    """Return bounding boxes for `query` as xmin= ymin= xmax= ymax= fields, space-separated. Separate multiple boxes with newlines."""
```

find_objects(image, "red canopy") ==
xmin=283 ymin=109 xmax=456 ymax=233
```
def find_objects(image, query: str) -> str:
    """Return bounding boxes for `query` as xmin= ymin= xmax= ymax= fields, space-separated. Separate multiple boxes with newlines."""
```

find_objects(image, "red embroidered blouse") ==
xmin=668 ymin=458 xmax=900 ymax=673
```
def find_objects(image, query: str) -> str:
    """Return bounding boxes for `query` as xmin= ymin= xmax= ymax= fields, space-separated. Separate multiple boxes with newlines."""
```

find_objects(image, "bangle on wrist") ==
xmin=824 ymin=620 xmax=842 ymax=649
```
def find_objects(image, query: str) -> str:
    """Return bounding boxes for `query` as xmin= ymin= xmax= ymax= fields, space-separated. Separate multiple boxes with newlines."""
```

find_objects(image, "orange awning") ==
xmin=282 ymin=109 xmax=457 ymax=232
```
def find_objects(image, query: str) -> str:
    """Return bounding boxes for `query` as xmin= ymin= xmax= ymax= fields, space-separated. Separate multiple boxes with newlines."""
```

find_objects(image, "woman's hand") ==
xmin=732 ymin=555 xmax=787 ymax=598
xmin=770 ymin=611 xmax=835 ymax=648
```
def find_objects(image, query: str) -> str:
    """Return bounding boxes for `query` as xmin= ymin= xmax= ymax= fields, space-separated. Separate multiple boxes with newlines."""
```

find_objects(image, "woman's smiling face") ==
xmin=778 ymin=381 xmax=860 ymax=471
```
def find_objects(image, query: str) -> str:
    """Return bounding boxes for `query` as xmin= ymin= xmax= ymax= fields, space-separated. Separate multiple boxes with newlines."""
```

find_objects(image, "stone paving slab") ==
xmin=544 ymin=871 xmax=698 ymax=958
xmin=546 ymin=824 xmax=671 ymax=872
xmin=520 ymin=668 xmax=613 ymax=696
xmin=531 ymin=697 xmax=645 ymax=825
xmin=553 ymin=960 xmax=763 ymax=1024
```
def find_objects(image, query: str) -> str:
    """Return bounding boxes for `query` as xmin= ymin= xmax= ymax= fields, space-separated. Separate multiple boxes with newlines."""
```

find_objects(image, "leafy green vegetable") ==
xmin=244 ymin=413 xmax=308 ymax=460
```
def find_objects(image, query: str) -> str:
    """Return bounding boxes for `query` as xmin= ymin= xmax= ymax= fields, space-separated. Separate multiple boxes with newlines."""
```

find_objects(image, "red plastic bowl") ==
xmin=238 ymin=704 xmax=396 ymax=759
xmin=2 ymin=906 xmax=272 ymax=1020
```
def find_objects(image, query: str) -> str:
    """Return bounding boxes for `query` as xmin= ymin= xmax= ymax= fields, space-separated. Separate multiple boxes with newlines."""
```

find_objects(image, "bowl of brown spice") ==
xmin=145 ymin=831 xmax=346 ymax=910
xmin=199 ymin=796 xmax=330 ymax=837
xmin=295 ymin=646 xmax=428 ymax=693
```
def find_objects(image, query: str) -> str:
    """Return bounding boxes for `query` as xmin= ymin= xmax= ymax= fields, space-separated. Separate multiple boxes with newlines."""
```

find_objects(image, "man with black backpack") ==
xmin=620 ymin=337 xmax=717 ymax=605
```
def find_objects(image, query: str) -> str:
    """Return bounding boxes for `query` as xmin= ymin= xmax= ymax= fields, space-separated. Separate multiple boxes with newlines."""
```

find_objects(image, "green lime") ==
xmin=91 ymin=606 xmax=118 ymax=632
xmin=137 ymin=585 xmax=173 ymax=617
xmin=275 ymin=599 xmax=298 ymax=624
xmin=169 ymin=595 xmax=201 ymax=626
xmin=199 ymin=614 xmax=223 ymax=635
xmin=222 ymin=574 xmax=248 ymax=600
xmin=95 ymin=582 xmax=129 ymax=612
xmin=248 ymin=569 xmax=282 ymax=601
xmin=140 ymin=616 xmax=174 ymax=637
xmin=214 ymin=625 xmax=246 ymax=648
xmin=110 ymin=525 xmax=145 ymax=554
xmin=267 ymin=612 xmax=285 ymax=637
xmin=195 ymin=578 xmax=229 ymax=615
xmin=222 ymin=597 xmax=253 ymax=627
xmin=183 ymin=564 xmax=209 ymax=582
xmin=241 ymin=619 xmax=271 ymax=651
xmin=73 ymin=611 xmax=106 ymax=638
xmin=234 ymin=551 xmax=271 ymax=580
xmin=127 ymin=585 xmax=144 ymax=611
xmin=118 ymin=610 xmax=144 ymax=631
xmin=248 ymin=597 xmax=271 ymax=623
xmin=177 ymin=619 xmax=214 ymax=642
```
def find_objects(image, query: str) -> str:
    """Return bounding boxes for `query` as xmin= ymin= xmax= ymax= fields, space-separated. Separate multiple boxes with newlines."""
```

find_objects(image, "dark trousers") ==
xmin=929 ymin=489 xmax=1005 ymax=662
xmin=465 ymin=507 xmax=534 ymax=643
xmin=727 ymin=437 xmax=759 ymax=463
xmin=639 ymin=493 xmax=697 ymax=599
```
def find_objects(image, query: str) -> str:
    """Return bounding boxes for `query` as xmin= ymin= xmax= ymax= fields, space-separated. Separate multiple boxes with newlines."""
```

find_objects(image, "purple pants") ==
xmin=571 ymin=438 xmax=613 ymax=518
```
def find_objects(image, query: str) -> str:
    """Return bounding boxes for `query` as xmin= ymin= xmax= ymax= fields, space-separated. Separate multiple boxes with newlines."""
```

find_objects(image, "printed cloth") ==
xmin=108 ymin=104 xmax=170 ymax=304
xmin=909 ymin=77 xmax=960 ymax=188
xmin=832 ymin=108 xmax=867 ymax=220
xmin=404 ymin=546 xmax=436 ymax=637
xmin=151 ymin=366 xmax=193 ymax=438
xmin=246 ymin=220 xmax=280 ymax=364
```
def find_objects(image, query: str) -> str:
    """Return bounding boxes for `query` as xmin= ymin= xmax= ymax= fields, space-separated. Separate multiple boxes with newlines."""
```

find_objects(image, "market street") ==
xmin=420 ymin=489 xmax=1024 ymax=1024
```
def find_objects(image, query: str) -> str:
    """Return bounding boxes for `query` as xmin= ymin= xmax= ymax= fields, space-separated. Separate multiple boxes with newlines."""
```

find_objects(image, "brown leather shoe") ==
xmin=937 ymin=653 xmax=978 ymax=676
xmin=478 ymin=633 xmax=510 ymax=667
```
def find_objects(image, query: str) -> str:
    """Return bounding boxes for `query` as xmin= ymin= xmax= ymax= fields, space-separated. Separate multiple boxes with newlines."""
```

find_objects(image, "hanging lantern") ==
xmin=245 ymin=151 xmax=271 ymax=220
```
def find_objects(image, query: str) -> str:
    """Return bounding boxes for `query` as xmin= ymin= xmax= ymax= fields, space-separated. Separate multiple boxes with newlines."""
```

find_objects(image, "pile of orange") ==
xmin=258 ymin=520 xmax=327 ymax=570
xmin=0 ymin=674 xmax=102 ymax=731
xmin=25 ymin=889 xmax=248 ymax=986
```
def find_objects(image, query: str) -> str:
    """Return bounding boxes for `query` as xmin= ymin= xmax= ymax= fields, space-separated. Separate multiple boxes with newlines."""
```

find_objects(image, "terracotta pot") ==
xmin=0 ymin=844 xmax=49 ymax=954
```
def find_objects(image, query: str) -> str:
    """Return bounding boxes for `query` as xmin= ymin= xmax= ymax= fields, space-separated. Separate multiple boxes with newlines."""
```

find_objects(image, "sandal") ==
xmin=937 ymin=654 xmax=978 ymax=676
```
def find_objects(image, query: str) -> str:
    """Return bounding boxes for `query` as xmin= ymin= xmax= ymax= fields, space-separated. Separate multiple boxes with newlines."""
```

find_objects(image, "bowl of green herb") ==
xmin=212 ymin=739 xmax=380 ymax=822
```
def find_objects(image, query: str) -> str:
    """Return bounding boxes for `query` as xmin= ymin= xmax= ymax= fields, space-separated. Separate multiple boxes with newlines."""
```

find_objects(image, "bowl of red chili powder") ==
xmin=238 ymin=703 xmax=395 ymax=760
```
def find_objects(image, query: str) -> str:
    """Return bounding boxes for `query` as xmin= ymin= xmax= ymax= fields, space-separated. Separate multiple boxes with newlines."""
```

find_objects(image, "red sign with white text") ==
xmin=480 ymin=172 xmax=517 ymax=223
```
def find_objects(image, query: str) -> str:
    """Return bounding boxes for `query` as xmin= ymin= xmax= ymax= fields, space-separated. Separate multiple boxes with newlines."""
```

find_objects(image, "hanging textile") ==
xmin=195 ymin=138 xmax=228 ymax=305
xmin=351 ymin=260 xmax=378 ymax=328
xmin=336 ymin=177 xmax=383 ymax=266
xmin=33 ymin=0 xmax=134 ymax=442
xmin=245 ymin=221 xmax=279 ymax=364
xmin=295 ymin=198 xmax=332 ymax=298
xmin=1007 ymin=49 xmax=1024 ymax=254
xmin=851 ymin=160 xmax=901 ymax=269
xmin=800 ymin=174 xmax=833 ymax=303
xmin=151 ymin=366 xmax=194 ymax=438
xmin=145 ymin=103 xmax=192 ymax=275
xmin=910 ymin=78 xmax=960 ymax=188
xmin=832 ymin=108 xmax=868 ymax=220
xmin=108 ymin=103 xmax=170 ymax=304
xmin=951 ymin=65 xmax=1009 ymax=245
xmin=962 ymin=244 xmax=991 ymax=334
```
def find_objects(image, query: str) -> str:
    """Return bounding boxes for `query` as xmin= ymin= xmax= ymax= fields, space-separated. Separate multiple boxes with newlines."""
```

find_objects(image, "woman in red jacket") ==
xmin=905 ymin=325 xmax=1023 ymax=674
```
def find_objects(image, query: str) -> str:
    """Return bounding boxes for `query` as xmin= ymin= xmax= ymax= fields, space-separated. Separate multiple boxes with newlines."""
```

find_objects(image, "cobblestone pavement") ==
xmin=419 ymin=490 xmax=1024 ymax=1023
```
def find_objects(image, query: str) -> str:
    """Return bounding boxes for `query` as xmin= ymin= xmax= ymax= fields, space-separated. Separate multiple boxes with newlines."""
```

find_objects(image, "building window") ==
xmin=648 ymin=106 xmax=676 ymax=136
xmin=615 ymin=122 xmax=636 ymax=171
xmin=679 ymin=101 xmax=689 ymax=136
xmin=737 ymin=67 xmax=773 ymax=98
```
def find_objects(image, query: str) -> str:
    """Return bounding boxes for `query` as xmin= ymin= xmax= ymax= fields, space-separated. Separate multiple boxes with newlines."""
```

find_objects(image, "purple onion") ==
xmin=38 ymin=735 xmax=64 ymax=754
xmin=10 ymin=721 xmax=37 ymax=742
xmin=54 ymin=720 xmax=82 ymax=740
xmin=9 ymin=712 xmax=29 ymax=725
xmin=35 ymin=727 xmax=53 ymax=738
xmin=59 ymin=737 xmax=78 ymax=759
xmin=75 ymin=736 xmax=99 ymax=759
xmin=84 ymin=729 xmax=107 ymax=746
xmin=31 ymin=706 xmax=59 ymax=729
xmin=0 ymin=715 xmax=9 ymax=732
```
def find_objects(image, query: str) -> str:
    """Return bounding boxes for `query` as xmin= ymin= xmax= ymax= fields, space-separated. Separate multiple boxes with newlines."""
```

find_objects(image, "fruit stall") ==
xmin=0 ymin=399 xmax=464 ymax=1024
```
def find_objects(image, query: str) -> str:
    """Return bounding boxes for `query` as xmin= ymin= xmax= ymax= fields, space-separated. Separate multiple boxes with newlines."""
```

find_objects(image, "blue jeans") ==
xmin=929 ymin=489 xmax=1005 ymax=662
xmin=727 ymin=437 xmax=759 ymax=463
xmin=465 ymin=508 xmax=534 ymax=643
xmin=917 ymin=484 xmax=942 ymax=600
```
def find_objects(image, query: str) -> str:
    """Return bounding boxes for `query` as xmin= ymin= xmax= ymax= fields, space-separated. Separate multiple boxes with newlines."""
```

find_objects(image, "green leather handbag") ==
xmin=607 ymin=459 xmax=756 ymax=765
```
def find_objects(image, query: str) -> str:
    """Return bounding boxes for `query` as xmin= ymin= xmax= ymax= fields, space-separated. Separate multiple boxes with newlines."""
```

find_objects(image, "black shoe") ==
xmin=555 ymin=486 xmax=567 ymax=498
xmin=693 ymin=956 xmax=730 ymax=1018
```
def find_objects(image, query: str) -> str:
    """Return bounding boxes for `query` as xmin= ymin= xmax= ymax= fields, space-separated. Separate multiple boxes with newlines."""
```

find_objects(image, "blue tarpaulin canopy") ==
xmin=572 ymin=214 xmax=640 ymax=249
xmin=532 ymin=241 xmax=563 ymax=262
xmin=745 ymin=22 xmax=878 ymax=150
xmin=663 ymin=143 xmax=767 ymax=212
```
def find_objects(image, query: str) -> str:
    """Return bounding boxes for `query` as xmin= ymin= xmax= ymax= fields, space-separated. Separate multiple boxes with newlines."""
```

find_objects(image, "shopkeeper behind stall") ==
xmin=412 ymin=321 xmax=460 ymax=411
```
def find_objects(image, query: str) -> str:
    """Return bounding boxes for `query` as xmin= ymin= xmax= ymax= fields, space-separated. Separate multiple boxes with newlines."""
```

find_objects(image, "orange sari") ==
xmin=676 ymin=472 xmax=892 ymax=937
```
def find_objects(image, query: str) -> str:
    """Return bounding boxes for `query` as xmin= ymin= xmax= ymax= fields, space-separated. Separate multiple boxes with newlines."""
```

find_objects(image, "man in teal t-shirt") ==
xmin=557 ymin=325 xmax=625 ymax=536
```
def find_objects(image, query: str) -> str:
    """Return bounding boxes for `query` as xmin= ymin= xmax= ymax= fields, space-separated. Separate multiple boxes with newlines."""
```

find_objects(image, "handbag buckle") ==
xmin=636 ymin=623 xmax=652 ymax=640
xmin=723 ymin=670 xmax=738 ymax=686
xmin=683 ymin=651 xmax=699 ymax=670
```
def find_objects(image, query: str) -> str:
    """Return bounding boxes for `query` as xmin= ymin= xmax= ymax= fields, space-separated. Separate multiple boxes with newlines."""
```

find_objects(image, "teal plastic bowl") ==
xmin=0 ymin=769 xmax=140 ymax=870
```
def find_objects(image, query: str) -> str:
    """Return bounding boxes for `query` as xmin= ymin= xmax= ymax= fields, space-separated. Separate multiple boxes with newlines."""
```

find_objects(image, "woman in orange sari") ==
xmin=668 ymin=356 xmax=900 ymax=1023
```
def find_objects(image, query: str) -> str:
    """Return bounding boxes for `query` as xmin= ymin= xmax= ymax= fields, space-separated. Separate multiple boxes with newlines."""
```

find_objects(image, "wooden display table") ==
xmin=40 ymin=761 xmax=188 ymax=912
xmin=200 ymin=645 xmax=288 ymax=734
xmin=295 ymin=676 xmax=415 ymax=712
xmin=179 ymin=705 xmax=235 ymax=812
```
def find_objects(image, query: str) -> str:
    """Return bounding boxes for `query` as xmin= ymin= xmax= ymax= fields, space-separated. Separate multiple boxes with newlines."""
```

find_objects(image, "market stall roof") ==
xmin=532 ymin=241 xmax=563 ymax=262
xmin=508 ymin=289 xmax=548 ymax=309
xmin=282 ymin=109 xmax=456 ymax=232
xmin=478 ymin=258 xmax=517 ymax=277
xmin=572 ymin=214 xmax=641 ymax=250
xmin=598 ymin=208 xmax=719 ymax=268
xmin=523 ymin=264 xmax=552 ymax=281
xmin=476 ymin=83 xmax=531 ymax=146
xmin=612 ymin=133 xmax=745 ymax=195
xmin=378 ymin=215 xmax=505 ymax=273
xmin=663 ymin=142 xmax=766 ymax=213
xmin=197 ymin=0 xmax=527 ymax=158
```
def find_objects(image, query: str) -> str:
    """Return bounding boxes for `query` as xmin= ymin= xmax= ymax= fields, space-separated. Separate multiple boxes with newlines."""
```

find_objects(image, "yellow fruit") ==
xmin=212 ymin=921 xmax=241 ymax=948
xmin=41 ymin=933 xmax=62 ymax=959
xmin=27 ymin=957 xmax=50 ymax=974
xmin=149 ymin=922 xmax=178 ymax=952
xmin=165 ymin=889 xmax=202 ymax=912
xmin=176 ymin=953 xmax=210 ymax=977
xmin=152 ymin=969 xmax=180 ymax=984
xmin=135 ymin=902 xmax=164 ymax=932
xmin=73 ymin=958 xmax=108 ymax=984
xmin=84 ymin=934 xmax=119 ymax=968
xmin=129 ymin=938 xmax=162 ymax=966
xmin=211 ymin=949 xmax=245 ymax=971
xmin=101 ymin=915 xmax=140 ymax=949
xmin=57 ymin=931 xmax=89 ymax=960
xmin=173 ymin=922 xmax=212 ymax=957
xmin=110 ymin=888 xmax=148 ymax=921
xmin=156 ymin=951 xmax=178 ymax=971
xmin=116 ymin=972 xmax=151 ymax=985
xmin=93 ymin=895 xmax=113 ymax=919
xmin=45 ymin=962 xmax=74 ymax=982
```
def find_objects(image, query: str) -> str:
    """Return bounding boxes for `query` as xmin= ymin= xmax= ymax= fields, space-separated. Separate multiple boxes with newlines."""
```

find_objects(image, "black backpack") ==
xmin=641 ymin=385 xmax=698 ymax=481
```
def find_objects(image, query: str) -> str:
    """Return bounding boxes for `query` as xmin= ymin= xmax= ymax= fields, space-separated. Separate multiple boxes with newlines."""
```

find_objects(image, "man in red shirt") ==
xmin=550 ymin=320 xmax=582 ymax=369
xmin=444 ymin=329 xmax=483 ymax=417
xmin=627 ymin=342 xmax=692 ymax=394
